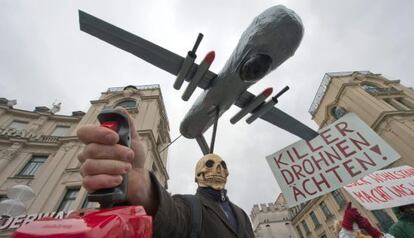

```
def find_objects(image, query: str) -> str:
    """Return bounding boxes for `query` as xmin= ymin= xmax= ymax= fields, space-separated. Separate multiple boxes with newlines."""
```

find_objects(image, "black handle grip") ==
xmin=87 ymin=109 xmax=131 ymax=208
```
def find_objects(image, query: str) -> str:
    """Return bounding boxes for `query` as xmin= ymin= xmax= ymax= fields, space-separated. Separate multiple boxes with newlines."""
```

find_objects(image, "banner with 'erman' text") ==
xmin=266 ymin=113 xmax=400 ymax=207
xmin=0 ymin=210 xmax=72 ymax=231
xmin=344 ymin=166 xmax=414 ymax=210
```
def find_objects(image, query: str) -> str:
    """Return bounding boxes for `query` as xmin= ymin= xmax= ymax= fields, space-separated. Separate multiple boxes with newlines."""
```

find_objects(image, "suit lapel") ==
xmin=198 ymin=195 xmax=238 ymax=236
xmin=230 ymin=202 xmax=248 ymax=236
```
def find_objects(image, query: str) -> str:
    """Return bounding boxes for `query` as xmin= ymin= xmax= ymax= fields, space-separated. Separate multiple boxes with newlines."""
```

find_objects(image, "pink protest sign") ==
xmin=344 ymin=166 xmax=414 ymax=210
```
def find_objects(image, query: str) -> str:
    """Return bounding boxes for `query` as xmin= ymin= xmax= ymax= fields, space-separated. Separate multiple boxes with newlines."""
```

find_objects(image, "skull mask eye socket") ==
xmin=205 ymin=159 xmax=214 ymax=168
xmin=220 ymin=161 xmax=227 ymax=170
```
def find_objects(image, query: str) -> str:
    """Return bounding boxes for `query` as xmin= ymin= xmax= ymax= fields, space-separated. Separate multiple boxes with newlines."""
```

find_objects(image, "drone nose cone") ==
xmin=268 ymin=5 xmax=304 ymax=43
xmin=273 ymin=5 xmax=303 ymax=25
xmin=255 ymin=5 xmax=304 ymax=68
xmin=222 ymin=5 xmax=305 ymax=80
xmin=265 ymin=5 xmax=303 ymax=27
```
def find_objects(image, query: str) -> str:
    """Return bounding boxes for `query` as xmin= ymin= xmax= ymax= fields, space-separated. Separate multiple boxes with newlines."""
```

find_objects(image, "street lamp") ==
xmin=0 ymin=185 xmax=35 ymax=217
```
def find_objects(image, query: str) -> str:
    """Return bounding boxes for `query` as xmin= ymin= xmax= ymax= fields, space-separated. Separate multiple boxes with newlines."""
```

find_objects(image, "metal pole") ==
xmin=209 ymin=108 xmax=220 ymax=153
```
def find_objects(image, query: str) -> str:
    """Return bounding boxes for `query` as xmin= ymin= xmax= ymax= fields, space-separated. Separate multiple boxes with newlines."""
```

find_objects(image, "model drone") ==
xmin=79 ymin=5 xmax=318 ymax=154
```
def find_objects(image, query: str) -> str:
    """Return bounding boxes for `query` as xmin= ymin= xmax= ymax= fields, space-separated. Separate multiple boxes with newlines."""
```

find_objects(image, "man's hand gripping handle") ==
xmin=87 ymin=109 xmax=131 ymax=208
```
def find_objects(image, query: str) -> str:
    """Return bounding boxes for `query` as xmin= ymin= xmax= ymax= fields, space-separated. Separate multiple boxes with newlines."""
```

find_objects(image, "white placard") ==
xmin=344 ymin=166 xmax=414 ymax=210
xmin=266 ymin=113 xmax=400 ymax=207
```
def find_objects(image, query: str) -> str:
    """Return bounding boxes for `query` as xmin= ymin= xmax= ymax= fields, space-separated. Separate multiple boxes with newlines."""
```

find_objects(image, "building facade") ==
xmin=251 ymin=194 xmax=298 ymax=238
xmin=0 ymin=84 xmax=170 ymax=236
xmin=290 ymin=71 xmax=414 ymax=238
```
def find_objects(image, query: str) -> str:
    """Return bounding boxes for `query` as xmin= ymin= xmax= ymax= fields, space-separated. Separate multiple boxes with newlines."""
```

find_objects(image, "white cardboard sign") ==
xmin=344 ymin=166 xmax=414 ymax=210
xmin=266 ymin=113 xmax=400 ymax=207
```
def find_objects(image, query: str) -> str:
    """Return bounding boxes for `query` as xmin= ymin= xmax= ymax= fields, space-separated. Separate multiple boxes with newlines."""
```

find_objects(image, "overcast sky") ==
xmin=1 ymin=1 xmax=413 ymax=215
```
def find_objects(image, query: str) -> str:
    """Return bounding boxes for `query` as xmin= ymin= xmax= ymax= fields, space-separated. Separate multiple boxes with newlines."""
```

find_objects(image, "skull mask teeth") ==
xmin=195 ymin=154 xmax=229 ymax=190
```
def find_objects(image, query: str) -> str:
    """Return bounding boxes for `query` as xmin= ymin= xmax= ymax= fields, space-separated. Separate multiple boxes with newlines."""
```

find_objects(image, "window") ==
xmin=115 ymin=99 xmax=136 ymax=109
xmin=330 ymin=106 xmax=347 ymax=119
xmin=319 ymin=202 xmax=334 ymax=219
xmin=362 ymin=82 xmax=401 ymax=95
xmin=51 ymin=126 xmax=69 ymax=137
xmin=361 ymin=83 xmax=382 ymax=93
xmin=57 ymin=188 xmax=80 ymax=212
xmin=296 ymin=225 xmax=304 ymax=238
xmin=123 ymin=85 xmax=137 ymax=91
xmin=8 ymin=121 xmax=28 ymax=130
xmin=81 ymin=197 xmax=100 ymax=209
xmin=301 ymin=220 xmax=311 ymax=234
xmin=332 ymin=190 xmax=346 ymax=208
xmin=18 ymin=155 xmax=48 ymax=176
xmin=372 ymin=210 xmax=395 ymax=232
xmin=310 ymin=211 xmax=321 ymax=228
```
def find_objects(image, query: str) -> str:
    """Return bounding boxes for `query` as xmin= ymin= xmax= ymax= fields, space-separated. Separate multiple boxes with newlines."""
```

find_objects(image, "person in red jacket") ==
xmin=338 ymin=203 xmax=394 ymax=238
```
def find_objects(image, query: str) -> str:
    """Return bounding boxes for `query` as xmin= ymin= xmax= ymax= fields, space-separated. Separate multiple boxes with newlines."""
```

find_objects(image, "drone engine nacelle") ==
xmin=245 ymin=86 xmax=290 ymax=124
xmin=230 ymin=87 xmax=273 ymax=124
xmin=174 ymin=53 xmax=195 ymax=90
xmin=182 ymin=51 xmax=215 ymax=101
xmin=174 ymin=33 xmax=204 ymax=90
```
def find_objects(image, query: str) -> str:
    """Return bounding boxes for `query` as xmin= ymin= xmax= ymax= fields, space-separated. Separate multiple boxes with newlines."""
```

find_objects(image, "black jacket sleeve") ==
xmin=150 ymin=173 xmax=192 ymax=238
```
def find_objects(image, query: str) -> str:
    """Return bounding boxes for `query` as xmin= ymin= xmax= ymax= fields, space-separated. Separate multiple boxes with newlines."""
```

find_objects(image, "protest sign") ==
xmin=344 ymin=166 xmax=414 ymax=210
xmin=266 ymin=113 xmax=400 ymax=207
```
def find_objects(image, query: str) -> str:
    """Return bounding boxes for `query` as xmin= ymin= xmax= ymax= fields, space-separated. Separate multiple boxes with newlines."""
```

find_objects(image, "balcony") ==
xmin=38 ymin=135 xmax=59 ymax=143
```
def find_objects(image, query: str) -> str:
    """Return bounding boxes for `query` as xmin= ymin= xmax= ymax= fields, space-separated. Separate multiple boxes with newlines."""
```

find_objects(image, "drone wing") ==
xmin=235 ymin=90 xmax=319 ymax=141
xmin=79 ymin=10 xmax=216 ymax=90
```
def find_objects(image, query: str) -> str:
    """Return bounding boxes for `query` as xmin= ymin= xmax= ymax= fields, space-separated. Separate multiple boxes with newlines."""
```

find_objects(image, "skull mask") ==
xmin=195 ymin=154 xmax=229 ymax=190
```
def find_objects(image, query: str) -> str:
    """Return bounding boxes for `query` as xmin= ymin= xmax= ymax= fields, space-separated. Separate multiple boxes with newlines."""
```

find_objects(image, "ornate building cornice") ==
xmin=309 ymin=71 xmax=371 ymax=117
xmin=0 ymin=105 xmax=83 ymax=122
